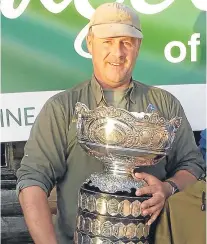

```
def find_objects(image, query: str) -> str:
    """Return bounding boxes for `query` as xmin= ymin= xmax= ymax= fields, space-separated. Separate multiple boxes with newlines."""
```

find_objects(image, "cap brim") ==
xmin=91 ymin=23 xmax=143 ymax=39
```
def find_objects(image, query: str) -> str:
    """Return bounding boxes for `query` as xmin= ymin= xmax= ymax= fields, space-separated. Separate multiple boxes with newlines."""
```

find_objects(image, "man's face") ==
xmin=87 ymin=33 xmax=141 ymax=88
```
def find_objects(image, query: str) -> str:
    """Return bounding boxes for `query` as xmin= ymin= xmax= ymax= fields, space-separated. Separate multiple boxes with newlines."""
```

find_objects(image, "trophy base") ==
xmin=75 ymin=184 xmax=152 ymax=244
xmin=74 ymin=231 xmax=150 ymax=244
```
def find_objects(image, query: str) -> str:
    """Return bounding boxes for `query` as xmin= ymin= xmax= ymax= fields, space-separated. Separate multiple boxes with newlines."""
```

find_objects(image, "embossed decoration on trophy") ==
xmin=74 ymin=102 xmax=182 ymax=244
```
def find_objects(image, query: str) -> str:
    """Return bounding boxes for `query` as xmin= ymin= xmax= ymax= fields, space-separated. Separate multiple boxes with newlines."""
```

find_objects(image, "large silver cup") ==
xmin=74 ymin=102 xmax=181 ymax=244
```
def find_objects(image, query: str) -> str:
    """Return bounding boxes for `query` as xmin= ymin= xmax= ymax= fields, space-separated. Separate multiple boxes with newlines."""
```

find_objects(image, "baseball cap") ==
xmin=88 ymin=2 xmax=143 ymax=39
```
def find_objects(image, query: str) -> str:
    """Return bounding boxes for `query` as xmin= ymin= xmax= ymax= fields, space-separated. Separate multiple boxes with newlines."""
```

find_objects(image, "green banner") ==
xmin=1 ymin=0 xmax=206 ymax=94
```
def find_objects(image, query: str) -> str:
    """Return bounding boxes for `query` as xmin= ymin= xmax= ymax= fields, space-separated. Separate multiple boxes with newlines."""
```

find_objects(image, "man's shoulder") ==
xmin=133 ymin=79 xmax=180 ymax=103
xmin=46 ymin=79 xmax=90 ymax=105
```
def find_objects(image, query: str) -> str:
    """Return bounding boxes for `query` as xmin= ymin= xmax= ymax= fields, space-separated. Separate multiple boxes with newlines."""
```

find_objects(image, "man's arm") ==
xmin=165 ymin=95 xmax=205 ymax=180
xmin=16 ymin=95 xmax=68 ymax=243
xmin=134 ymin=94 xmax=205 ymax=225
xmin=163 ymin=169 xmax=197 ymax=198
xmin=19 ymin=186 xmax=57 ymax=244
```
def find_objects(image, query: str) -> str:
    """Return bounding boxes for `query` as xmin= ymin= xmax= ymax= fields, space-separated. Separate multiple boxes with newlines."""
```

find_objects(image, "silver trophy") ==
xmin=74 ymin=102 xmax=182 ymax=244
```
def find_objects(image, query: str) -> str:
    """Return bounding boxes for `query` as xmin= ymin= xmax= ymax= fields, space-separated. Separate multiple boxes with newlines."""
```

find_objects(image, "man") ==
xmin=16 ymin=3 xmax=205 ymax=244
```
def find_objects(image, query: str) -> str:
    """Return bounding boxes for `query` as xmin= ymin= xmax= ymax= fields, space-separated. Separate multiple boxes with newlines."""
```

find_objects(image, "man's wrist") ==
xmin=163 ymin=181 xmax=174 ymax=198
xmin=164 ymin=180 xmax=180 ymax=197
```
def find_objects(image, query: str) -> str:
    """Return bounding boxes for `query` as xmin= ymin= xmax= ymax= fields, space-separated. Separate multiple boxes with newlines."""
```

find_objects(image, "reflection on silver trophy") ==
xmin=74 ymin=102 xmax=182 ymax=244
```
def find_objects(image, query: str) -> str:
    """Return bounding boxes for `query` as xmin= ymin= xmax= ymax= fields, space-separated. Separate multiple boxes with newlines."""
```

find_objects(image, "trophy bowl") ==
xmin=74 ymin=102 xmax=181 ymax=244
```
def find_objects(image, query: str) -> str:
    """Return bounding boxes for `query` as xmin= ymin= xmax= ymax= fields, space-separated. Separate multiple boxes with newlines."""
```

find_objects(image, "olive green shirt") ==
xmin=103 ymin=88 xmax=128 ymax=108
xmin=16 ymin=76 xmax=205 ymax=244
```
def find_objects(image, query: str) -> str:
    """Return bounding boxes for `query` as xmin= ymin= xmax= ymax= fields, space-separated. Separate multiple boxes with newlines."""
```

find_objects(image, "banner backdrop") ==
xmin=1 ymin=0 xmax=206 ymax=142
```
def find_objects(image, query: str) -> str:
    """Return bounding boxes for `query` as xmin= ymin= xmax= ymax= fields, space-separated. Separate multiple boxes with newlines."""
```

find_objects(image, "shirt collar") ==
xmin=90 ymin=75 xmax=104 ymax=105
xmin=90 ymin=75 xmax=137 ymax=105
xmin=127 ymin=78 xmax=136 ymax=104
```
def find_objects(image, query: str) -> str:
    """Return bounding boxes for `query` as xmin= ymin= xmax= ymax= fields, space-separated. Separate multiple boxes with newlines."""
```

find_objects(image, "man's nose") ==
xmin=110 ymin=42 xmax=124 ymax=59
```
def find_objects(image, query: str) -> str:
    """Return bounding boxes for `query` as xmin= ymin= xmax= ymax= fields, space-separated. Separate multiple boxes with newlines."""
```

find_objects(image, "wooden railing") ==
xmin=1 ymin=142 xmax=58 ymax=244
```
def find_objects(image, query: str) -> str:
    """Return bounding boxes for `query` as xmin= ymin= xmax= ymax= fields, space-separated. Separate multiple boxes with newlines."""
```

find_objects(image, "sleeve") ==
xmin=16 ymin=97 xmax=68 ymax=197
xmin=165 ymin=97 xmax=205 ymax=179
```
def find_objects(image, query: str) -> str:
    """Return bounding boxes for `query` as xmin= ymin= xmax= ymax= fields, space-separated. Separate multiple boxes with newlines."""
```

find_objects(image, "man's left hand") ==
xmin=134 ymin=172 xmax=171 ymax=226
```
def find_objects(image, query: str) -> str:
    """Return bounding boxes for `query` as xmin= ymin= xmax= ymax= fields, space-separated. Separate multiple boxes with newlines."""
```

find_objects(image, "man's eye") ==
xmin=103 ymin=41 xmax=111 ymax=44
xmin=123 ymin=41 xmax=132 ymax=46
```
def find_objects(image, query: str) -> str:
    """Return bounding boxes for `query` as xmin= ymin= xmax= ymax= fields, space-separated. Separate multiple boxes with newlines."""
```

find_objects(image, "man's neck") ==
xmin=95 ymin=76 xmax=132 ymax=90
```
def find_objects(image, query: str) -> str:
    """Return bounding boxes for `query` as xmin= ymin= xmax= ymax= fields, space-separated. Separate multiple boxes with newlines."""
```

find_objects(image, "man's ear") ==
xmin=138 ymin=38 xmax=142 ymax=48
xmin=136 ymin=38 xmax=142 ymax=57
xmin=86 ymin=33 xmax=93 ymax=55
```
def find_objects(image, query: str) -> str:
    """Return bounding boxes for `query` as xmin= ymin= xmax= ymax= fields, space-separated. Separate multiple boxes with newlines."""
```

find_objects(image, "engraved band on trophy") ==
xmin=74 ymin=102 xmax=182 ymax=244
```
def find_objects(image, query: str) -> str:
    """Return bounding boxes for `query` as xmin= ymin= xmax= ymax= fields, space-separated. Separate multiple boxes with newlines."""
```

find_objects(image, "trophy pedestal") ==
xmin=75 ymin=183 xmax=151 ymax=244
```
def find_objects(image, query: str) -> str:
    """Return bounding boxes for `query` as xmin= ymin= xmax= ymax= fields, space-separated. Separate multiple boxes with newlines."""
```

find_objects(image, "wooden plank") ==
xmin=1 ymin=216 xmax=32 ymax=243
xmin=1 ymin=143 xmax=57 ymax=243
xmin=1 ymin=168 xmax=16 ymax=180
xmin=1 ymin=190 xmax=22 ymax=216
xmin=1 ymin=180 xmax=17 ymax=190
xmin=1 ymin=168 xmax=17 ymax=190
xmin=1 ymin=215 xmax=56 ymax=243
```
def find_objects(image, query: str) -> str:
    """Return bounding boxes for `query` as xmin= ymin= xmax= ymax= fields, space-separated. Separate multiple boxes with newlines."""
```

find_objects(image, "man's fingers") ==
xmin=135 ymin=172 xmax=157 ymax=185
xmin=140 ymin=196 xmax=161 ymax=210
xmin=146 ymin=209 xmax=161 ymax=226
xmin=142 ymin=202 xmax=163 ymax=216
xmin=136 ymin=185 xmax=156 ymax=196
xmin=135 ymin=172 xmax=151 ymax=181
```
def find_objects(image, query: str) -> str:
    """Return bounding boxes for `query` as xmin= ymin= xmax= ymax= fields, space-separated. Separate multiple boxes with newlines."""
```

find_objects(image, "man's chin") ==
xmin=106 ymin=76 xmax=129 ymax=86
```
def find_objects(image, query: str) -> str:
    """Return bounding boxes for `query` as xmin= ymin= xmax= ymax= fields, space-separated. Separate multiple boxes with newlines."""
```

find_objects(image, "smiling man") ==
xmin=16 ymin=3 xmax=205 ymax=244
xmin=88 ymin=35 xmax=139 ymax=88
xmin=87 ymin=3 xmax=142 ymax=90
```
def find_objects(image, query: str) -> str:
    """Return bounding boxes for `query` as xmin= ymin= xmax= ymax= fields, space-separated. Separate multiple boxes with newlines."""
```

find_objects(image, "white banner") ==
xmin=0 ymin=90 xmax=60 ymax=142
xmin=0 ymin=84 xmax=206 ymax=142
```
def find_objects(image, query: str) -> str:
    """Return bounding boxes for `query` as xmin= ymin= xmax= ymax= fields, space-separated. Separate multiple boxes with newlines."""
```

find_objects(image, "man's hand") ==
xmin=134 ymin=172 xmax=172 ymax=226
